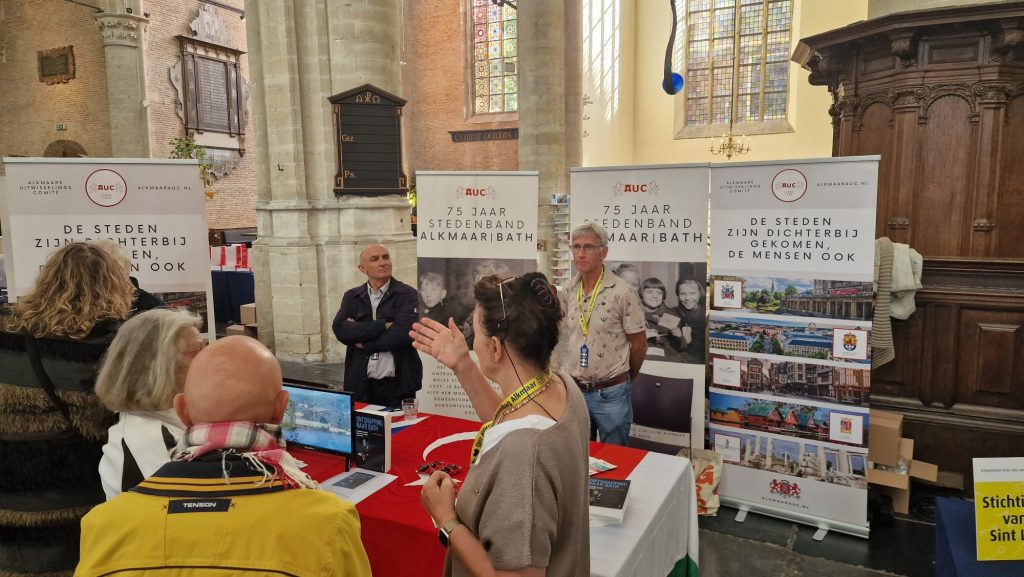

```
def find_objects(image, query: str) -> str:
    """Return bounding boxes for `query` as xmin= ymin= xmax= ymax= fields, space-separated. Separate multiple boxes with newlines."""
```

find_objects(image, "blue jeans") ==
xmin=583 ymin=380 xmax=632 ymax=446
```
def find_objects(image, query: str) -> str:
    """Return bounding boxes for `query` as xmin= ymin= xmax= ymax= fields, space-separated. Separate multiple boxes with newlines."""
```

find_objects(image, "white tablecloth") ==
xmin=591 ymin=452 xmax=700 ymax=577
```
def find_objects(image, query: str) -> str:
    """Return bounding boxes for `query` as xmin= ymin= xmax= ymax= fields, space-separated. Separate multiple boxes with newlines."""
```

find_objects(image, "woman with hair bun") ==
xmin=411 ymin=272 xmax=590 ymax=577
xmin=0 ymin=242 xmax=134 ymax=576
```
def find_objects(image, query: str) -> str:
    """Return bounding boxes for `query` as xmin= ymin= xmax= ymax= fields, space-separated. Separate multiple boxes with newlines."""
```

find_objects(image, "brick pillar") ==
xmin=245 ymin=0 xmax=414 ymax=362
xmin=95 ymin=10 xmax=151 ymax=157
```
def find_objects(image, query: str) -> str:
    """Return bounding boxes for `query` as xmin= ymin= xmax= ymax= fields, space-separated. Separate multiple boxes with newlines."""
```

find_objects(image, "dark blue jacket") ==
xmin=331 ymin=278 xmax=423 ymax=402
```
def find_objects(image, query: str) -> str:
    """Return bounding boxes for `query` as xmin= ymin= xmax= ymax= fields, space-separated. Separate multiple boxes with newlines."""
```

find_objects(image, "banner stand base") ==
xmin=733 ymin=506 xmax=749 ymax=523
xmin=720 ymin=497 xmax=869 ymax=540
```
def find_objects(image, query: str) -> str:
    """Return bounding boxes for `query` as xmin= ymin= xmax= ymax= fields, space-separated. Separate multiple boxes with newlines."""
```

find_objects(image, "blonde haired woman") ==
xmin=96 ymin=308 xmax=205 ymax=498
xmin=0 ymin=242 xmax=134 ymax=576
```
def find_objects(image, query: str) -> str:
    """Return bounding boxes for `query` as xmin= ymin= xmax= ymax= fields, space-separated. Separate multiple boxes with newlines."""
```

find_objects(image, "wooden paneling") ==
xmin=915 ymin=96 xmax=972 ymax=257
xmin=856 ymin=103 xmax=894 ymax=245
xmin=957 ymin=310 xmax=1024 ymax=408
xmin=795 ymin=3 xmax=1024 ymax=481
xmin=998 ymin=96 xmax=1024 ymax=258
xmin=871 ymin=313 xmax=924 ymax=399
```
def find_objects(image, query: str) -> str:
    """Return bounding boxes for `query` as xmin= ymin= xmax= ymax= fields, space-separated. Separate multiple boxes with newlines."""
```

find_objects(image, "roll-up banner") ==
xmin=1 ymin=158 xmax=214 ymax=334
xmin=415 ymin=171 xmax=540 ymax=420
xmin=569 ymin=164 xmax=709 ymax=450
xmin=708 ymin=156 xmax=878 ymax=538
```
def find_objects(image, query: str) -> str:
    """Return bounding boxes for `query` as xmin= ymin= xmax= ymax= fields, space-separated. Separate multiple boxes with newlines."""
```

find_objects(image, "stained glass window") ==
xmin=684 ymin=0 xmax=792 ymax=126
xmin=471 ymin=0 xmax=518 ymax=114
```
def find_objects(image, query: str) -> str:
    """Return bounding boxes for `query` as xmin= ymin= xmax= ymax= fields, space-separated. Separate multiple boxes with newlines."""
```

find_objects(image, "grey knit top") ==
xmin=445 ymin=371 xmax=590 ymax=577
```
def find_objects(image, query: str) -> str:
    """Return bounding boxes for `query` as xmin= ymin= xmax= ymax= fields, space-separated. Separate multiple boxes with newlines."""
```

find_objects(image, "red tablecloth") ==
xmin=292 ymin=413 xmax=646 ymax=577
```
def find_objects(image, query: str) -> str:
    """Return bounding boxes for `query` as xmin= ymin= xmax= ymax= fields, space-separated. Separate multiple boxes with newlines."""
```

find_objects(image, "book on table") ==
xmin=588 ymin=478 xmax=631 ymax=522
xmin=354 ymin=409 xmax=392 ymax=473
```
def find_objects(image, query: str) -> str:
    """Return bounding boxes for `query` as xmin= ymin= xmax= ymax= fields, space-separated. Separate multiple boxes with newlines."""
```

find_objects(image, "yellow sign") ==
xmin=974 ymin=457 xmax=1024 ymax=561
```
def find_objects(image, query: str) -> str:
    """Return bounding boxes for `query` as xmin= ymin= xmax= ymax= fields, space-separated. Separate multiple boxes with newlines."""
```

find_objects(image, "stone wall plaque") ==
xmin=38 ymin=46 xmax=75 ymax=84
xmin=197 ymin=57 xmax=230 ymax=132
xmin=328 ymin=84 xmax=408 ymax=197
xmin=449 ymin=128 xmax=519 ymax=142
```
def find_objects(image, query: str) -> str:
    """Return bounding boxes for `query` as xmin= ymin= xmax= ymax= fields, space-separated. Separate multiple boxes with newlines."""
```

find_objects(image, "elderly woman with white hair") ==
xmin=95 ymin=308 xmax=205 ymax=498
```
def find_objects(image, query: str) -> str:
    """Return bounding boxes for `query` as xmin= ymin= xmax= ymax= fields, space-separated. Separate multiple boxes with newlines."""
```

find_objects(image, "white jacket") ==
xmin=99 ymin=409 xmax=186 ymax=500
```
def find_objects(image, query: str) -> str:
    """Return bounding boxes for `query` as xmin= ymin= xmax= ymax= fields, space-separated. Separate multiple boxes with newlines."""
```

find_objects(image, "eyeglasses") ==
xmin=570 ymin=243 xmax=605 ymax=254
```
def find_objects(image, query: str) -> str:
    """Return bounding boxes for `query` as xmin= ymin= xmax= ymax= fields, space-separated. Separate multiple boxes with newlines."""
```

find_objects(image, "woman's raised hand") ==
xmin=410 ymin=317 xmax=471 ymax=372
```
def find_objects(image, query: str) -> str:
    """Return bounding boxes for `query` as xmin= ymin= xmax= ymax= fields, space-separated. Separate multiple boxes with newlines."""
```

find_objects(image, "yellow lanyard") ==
xmin=470 ymin=372 xmax=551 ymax=465
xmin=576 ymin=268 xmax=604 ymax=337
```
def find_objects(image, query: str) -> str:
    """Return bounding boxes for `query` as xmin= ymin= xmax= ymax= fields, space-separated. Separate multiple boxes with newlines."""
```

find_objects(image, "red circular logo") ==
xmin=85 ymin=169 xmax=128 ymax=207
xmin=771 ymin=169 xmax=808 ymax=203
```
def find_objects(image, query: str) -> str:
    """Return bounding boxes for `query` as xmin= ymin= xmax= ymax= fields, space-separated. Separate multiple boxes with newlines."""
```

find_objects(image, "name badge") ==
xmin=168 ymin=498 xmax=232 ymax=514
xmin=579 ymin=344 xmax=589 ymax=368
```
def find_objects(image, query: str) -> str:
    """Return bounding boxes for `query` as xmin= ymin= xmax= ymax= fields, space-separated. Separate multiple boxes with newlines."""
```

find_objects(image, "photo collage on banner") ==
xmin=709 ymin=157 xmax=878 ymax=537
xmin=0 ymin=158 xmax=214 ymax=332
xmin=415 ymin=171 xmax=539 ymax=420
xmin=569 ymin=165 xmax=708 ymax=451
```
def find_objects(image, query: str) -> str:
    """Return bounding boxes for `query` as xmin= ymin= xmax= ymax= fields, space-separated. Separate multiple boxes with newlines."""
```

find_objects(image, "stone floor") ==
xmin=279 ymin=359 xmax=951 ymax=577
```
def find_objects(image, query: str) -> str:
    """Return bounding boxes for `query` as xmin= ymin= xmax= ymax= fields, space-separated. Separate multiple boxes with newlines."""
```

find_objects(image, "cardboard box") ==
xmin=868 ymin=437 xmax=939 ymax=514
xmin=868 ymin=409 xmax=903 ymax=467
xmin=240 ymin=303 xmax=257 ymax=325
xmin=225 ymin=323 xmax=258 ymax=338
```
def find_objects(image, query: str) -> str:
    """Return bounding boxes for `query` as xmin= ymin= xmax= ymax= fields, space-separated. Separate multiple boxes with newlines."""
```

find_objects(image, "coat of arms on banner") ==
xmin=828 ymin=412 xmax=864 ymax=444
xmin=832 ymin=328 xmax=869 ymax=360
xmin=713 ymin=279 xmax=743 ymax=309
xmin=769 ymin=479 xmax=801 ymax=499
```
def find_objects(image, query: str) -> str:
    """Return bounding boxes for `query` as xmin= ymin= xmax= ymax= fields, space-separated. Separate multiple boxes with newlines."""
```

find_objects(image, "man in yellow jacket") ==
xmin=76 ymin=336 xmax=372 ymax=577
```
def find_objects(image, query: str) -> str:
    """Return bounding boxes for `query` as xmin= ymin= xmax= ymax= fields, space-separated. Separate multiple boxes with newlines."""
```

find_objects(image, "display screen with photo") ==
xmin=281 ymin=385 xmax=353 ymax=456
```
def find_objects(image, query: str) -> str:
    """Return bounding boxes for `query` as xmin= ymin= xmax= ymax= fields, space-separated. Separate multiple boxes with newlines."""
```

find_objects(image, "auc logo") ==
xmin=456 ymin=186 xmax=497 ymax=199
xmin=613 ymin=181 xmax=660 ymax=196
xmin=771 ymin=169 xmax=808 ymax=203
xmin=85 ymin=169 xmax=128 ymax=207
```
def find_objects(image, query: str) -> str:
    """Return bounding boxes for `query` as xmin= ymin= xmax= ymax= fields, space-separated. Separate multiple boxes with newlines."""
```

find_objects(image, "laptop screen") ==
xmin=281 ymin=384 xmax=354 ymax=456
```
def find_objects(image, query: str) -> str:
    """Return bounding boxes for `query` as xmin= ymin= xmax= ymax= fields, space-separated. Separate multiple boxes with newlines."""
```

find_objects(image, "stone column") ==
xmin=518 ymin=0 xmax=583 ymax=276
xmin=95 ymin=9 xmax=151 ymax=157
xmin=245 ymin=0 xmax=414 ymax=362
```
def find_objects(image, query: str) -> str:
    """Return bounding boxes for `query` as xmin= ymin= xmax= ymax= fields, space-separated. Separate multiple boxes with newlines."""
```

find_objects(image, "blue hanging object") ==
xmin=662 ymin=0 xmax=684 ymax=95
xmin=665 ymin=72 xmax=684 ymax=95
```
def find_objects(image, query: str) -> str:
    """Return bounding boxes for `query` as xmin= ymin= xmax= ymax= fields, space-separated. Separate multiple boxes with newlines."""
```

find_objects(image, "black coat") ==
xmin=130 ymin=276 xmax=164 ymax=313
xmin=0 ymin=317 xmax=119 ymax=574
xmin=331 ymin=278 xmax=423 ymax=402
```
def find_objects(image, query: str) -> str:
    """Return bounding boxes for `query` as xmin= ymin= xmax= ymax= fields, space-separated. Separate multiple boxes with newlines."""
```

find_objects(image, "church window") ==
xmin=680 ymin=0 xmax=793 ymax=136
xmin=471 ymin=0 xmax=518 ymax=114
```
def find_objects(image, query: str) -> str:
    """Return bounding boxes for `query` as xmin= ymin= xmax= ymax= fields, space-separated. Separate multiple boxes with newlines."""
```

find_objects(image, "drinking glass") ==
xmin=402 ymin=398 xmax=419 ymax=421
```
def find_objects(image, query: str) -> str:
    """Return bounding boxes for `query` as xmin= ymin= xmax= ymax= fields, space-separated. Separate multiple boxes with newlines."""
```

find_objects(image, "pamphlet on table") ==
xmin=323 ymin=469 xmax=398 ymax=505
